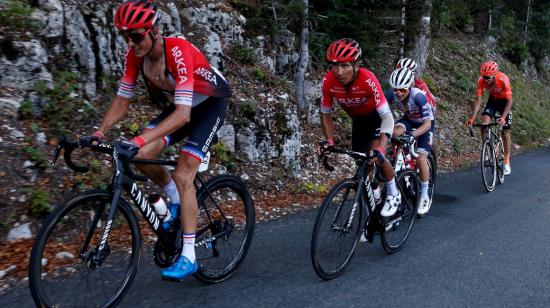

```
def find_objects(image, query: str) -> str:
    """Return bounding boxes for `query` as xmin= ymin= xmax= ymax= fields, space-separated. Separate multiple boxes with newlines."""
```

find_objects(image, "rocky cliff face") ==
xmin=0 ymin=0 xmax=307 ymax=173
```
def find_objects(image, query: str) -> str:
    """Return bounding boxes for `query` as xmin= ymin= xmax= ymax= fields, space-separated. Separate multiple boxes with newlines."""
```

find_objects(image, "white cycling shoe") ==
xmin=380 ymin=192 xmax=401 ymax=217
xmin=417 ymin=196 xmax=431 ymax=216
xmin=503 ymin=164 xmax=511 ymax=175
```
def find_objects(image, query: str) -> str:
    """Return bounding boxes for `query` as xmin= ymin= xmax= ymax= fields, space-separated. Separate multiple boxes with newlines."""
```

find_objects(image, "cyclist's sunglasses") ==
xmin=121 ymin=29 xmax=151 ymax=44
xmin=392 ymin=88 xmax=408 ymax=94
xmin=482 ymin=75 xmax=494 ymax=81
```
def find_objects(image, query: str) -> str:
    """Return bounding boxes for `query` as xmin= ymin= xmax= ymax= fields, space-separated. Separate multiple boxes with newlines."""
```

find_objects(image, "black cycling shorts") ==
xmin=145 ymin=96 xmax=226 ymax=161
xmin=351 ymin=113 xmax=383 ymax=153
xmin=481 ymin=97 xmax=512 ymax=129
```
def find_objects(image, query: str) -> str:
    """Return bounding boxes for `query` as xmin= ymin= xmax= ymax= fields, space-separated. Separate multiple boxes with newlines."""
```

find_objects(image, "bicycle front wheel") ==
xmin=481 ymin=140 xmax=496 ymax=192
xmin=28 ymin=190 xmax=141 ymax=308
xmin=381 ymin=170 xmax=420 ymax=254
xmin=193 ymin=175 xmax=255 ymax=284
xmin=496 ymin=138 xmax=505 ymax=184
xmin=311 ymin=179 xmax=364 ymax=280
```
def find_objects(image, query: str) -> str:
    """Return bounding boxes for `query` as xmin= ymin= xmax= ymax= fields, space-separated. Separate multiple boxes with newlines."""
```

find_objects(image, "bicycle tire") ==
xmin=28 ymin=190 xmax=141 ymax=308
xmin=193 ymin=175 xmax=255 ymax=284
xmin=428 ymin=149 xmax=438 ymax=200
xmin=496 ymin=138 xmax=505 ymax=184
xmin=381 ymin=170 xmax=419 ymax=254
xmin=481 ymin=140 xmax=496 ymax=192
xmin=311 ymin=179 xmax=364 ymax=280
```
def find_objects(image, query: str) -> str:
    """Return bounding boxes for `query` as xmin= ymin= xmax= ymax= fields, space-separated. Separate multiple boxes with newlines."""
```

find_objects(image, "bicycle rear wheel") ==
xmin=481 ymin=140 xmax=497 ymax=192
xmin=28 ymin=190 xmax=141 ymax=308
xmin=193 ymin=175 xmax=255 ymax=284
xmin=427 ymin=149 xmax=438 ymax=200
xmin=496 ymin=138 xmax=505 ymax=184
xmin=311 ymin=179 xmax=364 ymax=280
xmin=381 ymin=170 xmax=419 ymax=254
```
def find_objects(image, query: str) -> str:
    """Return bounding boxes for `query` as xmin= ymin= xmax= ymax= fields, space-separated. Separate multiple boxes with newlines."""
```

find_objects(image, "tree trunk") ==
xmin=487 ymin=9 xmax=493 ymax=31
xmin=295 ymin=0 xmax=309 ymax=112
xmin=399 ymin=0 xmax=406 ymax=59
xmin=523 ymin=0 xmax=532 ymax=44
xmin=404 ymin=0 xmax=432 ymax=75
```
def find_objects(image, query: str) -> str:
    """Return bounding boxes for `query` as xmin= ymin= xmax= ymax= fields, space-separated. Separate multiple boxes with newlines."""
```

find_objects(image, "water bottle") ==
xmin=148 ymin=194 xmax=171 ymax=222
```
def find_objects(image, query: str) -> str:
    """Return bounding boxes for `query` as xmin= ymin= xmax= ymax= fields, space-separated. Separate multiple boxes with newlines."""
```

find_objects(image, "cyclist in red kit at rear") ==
xmin=81 ymin=0 xmax=231 ymax=281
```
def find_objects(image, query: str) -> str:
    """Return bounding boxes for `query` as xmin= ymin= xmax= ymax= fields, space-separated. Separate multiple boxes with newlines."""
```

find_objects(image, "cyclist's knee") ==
xmin=173 ymin=171 xmax=194 ymax=191
xmin=135 ymin=140 xmax=164 ymax=159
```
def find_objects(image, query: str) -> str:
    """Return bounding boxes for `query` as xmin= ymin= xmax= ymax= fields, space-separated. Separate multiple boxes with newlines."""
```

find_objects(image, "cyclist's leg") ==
xmin=393 ymin=119 xmax=407 ymax=137
xmin=135 ymin=104 xmax=181 ymax=184
xmin=163 ymin=97 xmax=226 ymax=279
xmin=497 ymin=103 xmax=512 ymax=167
xmin=480 ymin=98 xmax=496 ymax=141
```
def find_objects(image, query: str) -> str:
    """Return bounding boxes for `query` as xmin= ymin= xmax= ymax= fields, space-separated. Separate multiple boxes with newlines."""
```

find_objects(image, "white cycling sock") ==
xmin=182 ymin=233 xmax=196 ymax=263
xmin=163 ymin=178 xmax=180 ymax=204
xmin=421 ymin=181 xmax=429 ymax=199
xmin=385 ymin=178 xmax=398 ymax=196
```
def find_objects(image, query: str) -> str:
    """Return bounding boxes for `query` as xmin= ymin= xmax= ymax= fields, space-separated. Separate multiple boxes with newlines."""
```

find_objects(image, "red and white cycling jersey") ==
xmin=117 ymin=37 xmax=231 ymax=106
xmin=415 ymin=78 xmax=437 ymax=113
xmin=321 ymin=68 xmax=390 ymax=118
xmin=476 ymin=71 xmax=512 ymax=100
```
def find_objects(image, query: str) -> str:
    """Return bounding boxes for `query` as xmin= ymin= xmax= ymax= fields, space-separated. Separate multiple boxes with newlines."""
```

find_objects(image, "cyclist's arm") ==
xmin=97 ymin=95 xmax=131 ymax=134
xmin=500 ymin=97 xmax=513 ymax=120
xmin=139 ymin=104 xmax=191 ymax=144
xmin=471 ymin=95 xmax=483 ymax=120
xmin=378 ymin=111 xmax=394 ymax=150
xmin=411 ymin=119 xmax=431 ymax=138
xmin=321 ymin=112 xmax=335 ymax=143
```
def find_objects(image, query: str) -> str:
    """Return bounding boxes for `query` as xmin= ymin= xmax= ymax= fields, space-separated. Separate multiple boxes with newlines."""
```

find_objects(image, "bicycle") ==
xmin=469 ymin=121 xmax=505 ymax=192
xmin=310 ymin=146 xmax=420 ymax=280
xmin=28 ymin=136 xmax=255 ymax=307
xmin=387 ymin=135 xmax=438 ymax=217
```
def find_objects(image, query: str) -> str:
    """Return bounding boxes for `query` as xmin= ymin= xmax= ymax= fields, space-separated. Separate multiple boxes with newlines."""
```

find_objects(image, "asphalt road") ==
xmin=2 ymin=146 xmax=550 ymax=307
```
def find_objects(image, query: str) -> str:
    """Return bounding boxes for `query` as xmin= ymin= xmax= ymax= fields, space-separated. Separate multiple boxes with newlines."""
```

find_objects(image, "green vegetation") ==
xmin=292 ymin=181 xmax=327 ymax=194
xmin=0 ymin=0 xmax=37 ymax=32
xmin=230 ymin=44 xmax=257 ymax=64
xmin=22 ymin=188 xmax=51 ymax=217
xmin=211 ymin=142 xmax=236 ymax=170
xmin=510 ymin=79 xmax=550 ymax=146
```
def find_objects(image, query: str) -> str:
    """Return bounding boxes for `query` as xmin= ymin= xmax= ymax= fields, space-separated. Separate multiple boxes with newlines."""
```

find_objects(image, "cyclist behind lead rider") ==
xmin=395 ymin=58 xmax=437 ymax=115
xmin=81 ymin=0 xmax=231 ymax=280
xmin=386 ymin=67 xmax=435 ymax=216
xmin=319 ymin=38 xmax=401 ymax=218
xmin=467 ymin=61 xmax=513 ymax=175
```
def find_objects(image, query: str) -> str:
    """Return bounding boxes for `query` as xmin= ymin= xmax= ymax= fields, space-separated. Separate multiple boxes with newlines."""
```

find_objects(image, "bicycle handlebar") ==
xmin=392 ymin=135 xmax=419 ymax=158
xmin=52 ymin=136 xmax=148 ymax=182
xmin=468 ymin=121 xmax=501 ymax=138
xmin=319 ymin=146 xmax=375 ymax=172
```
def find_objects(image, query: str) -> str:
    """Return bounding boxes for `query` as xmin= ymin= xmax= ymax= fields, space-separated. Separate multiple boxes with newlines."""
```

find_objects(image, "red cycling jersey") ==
xmin=415 ymin=78 xmax=437 ymax=113
xmin=321 ymin=68 xmax=390 ymax=118
xmin=117 ymin=37 xmax=231 ymax=106
xmin=476 ymin=71 xmax=512 ymax=100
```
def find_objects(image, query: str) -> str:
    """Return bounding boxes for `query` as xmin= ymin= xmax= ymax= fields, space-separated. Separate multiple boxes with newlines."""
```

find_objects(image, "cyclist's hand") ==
xmin=371 ymin=146 xmax=386 ymax=164
xmin=404 ymin=134 xmax=415 ymax=144
xmin=466 ymin=117 xmax=475 ymax=127
xmin=497 ymin=117 xmax=506 ymax=126
xmin=79 ymin=131 xmax=105 ymax=147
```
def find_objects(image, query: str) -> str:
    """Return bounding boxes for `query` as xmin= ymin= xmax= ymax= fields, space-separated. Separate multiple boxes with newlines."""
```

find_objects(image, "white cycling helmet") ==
xmin=396 ymin=58 xmax=417 ymax=72
xmin=389 ymin=67 xmax=414 ymax=89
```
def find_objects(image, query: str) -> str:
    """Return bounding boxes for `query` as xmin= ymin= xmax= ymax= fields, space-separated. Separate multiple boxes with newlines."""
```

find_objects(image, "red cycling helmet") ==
xmin=114 ymin=0 xmax=159 ymax=31
xmin=326 ymin=38 xmax=362 ymax=63
xmin=480 ymin=61 xmax=499 ymax=77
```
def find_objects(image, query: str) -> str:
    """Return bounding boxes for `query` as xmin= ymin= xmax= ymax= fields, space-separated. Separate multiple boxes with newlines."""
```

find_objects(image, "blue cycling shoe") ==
xmin=162 ymin=203 xmax=180 ymax=230
xmin=161 ymin=255 xmax=198 ymax=281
